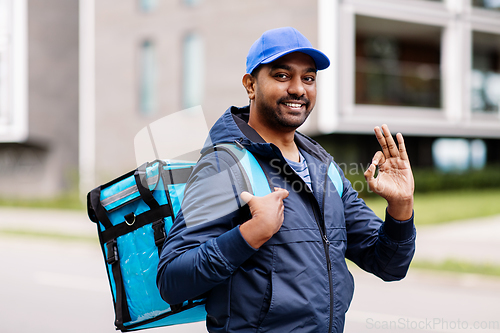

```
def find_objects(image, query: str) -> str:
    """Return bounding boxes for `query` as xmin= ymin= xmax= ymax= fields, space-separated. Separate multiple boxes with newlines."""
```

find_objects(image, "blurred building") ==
xmin=1 ymin=0 xmax=500 ymax=198
xmin=0 ymin=0 xmax=78 ymax=198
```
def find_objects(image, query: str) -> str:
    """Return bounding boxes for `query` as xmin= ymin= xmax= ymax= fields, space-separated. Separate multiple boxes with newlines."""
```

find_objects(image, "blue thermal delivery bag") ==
xmin=87 ymin=159 xmax=206 ymax=332
xmin=86 ymin=144 xmax=343 ymax=332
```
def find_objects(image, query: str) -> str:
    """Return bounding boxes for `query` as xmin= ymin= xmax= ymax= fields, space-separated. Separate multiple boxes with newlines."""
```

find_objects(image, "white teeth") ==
xmin=285 ymin=103 xmax=302 ymax=108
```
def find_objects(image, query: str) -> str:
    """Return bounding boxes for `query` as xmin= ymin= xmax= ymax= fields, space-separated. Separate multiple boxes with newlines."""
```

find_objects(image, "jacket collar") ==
xmin=203 ymin=105 xmax=331 ymax=164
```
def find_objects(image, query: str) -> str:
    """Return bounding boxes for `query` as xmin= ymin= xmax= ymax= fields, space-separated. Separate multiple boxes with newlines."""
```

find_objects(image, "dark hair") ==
xmin=250 ymin=65 xmax=262 ymax=78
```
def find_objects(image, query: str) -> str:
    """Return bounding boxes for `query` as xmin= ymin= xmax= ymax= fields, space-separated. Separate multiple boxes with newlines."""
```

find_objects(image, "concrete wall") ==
xmin=93 ymin=0 xmax=319 ymax=185
xmin=0 ymin=0 xmax=79 ymax=198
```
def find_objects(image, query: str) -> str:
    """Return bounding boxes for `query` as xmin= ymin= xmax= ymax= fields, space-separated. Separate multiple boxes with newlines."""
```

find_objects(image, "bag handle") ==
xmin=134 ymin=160 xmax=164 ymax=210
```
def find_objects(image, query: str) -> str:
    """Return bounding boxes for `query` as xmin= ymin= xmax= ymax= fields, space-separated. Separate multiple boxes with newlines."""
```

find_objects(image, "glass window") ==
xmin=184 ymin=0 xmax=202 ymax=6
xmin=139 ymin=0 xmax=158 ymax=12
xmin=0 ymin=49 xmax=8 ymax=126
xmin=433 ymin=138 xmax=487 ymax=172
xmin=0 ymin=0 xmax=27 ymax=141
xmin=471 ymin=31 xmax=500 ymax=114
xmin=139 ymin=39 xmax=157 ymax=115
xmin=472 ymin=0 xmax=500 ymax=10
xmin=0 ymin=0 xmax=9 ymax=125
xmin=182 ymin=33 xmax=204 ymax=109
xmin=355 ymin=15 xmax=442 ymax=108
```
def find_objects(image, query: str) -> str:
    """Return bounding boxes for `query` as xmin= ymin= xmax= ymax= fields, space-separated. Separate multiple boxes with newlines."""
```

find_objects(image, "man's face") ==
xmin=252 ymin=52 xmax=317 ymax=130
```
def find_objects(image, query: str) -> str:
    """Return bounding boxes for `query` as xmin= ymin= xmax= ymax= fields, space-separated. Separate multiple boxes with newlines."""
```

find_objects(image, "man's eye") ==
xmin=275 ymin=73 xmax=288 ymax=79
xmin=304 ymin=76 xmax=315 ymax=83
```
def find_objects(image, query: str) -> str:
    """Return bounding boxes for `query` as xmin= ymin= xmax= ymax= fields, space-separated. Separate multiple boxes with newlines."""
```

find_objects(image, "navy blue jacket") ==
xmin=157 ymin=106 xmax=416 ymax=333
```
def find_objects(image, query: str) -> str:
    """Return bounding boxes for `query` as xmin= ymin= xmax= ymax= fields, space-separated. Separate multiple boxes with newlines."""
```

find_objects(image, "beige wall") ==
xmin=94 ymin=0 xmax=320 ymax=185
xmin=0 ymin=0 xmax=79 ymax=198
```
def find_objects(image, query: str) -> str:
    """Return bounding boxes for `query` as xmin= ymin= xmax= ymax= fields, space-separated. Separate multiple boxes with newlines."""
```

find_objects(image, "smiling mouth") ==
xmin=282 ymin=102 xmax=305 ymax=109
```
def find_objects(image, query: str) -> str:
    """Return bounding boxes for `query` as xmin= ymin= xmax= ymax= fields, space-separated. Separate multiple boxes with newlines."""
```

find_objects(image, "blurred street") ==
xmin=0 ymin=207 xmax=499 ymax=333
xmin=414 ymin=215 xmax=500 ymax=265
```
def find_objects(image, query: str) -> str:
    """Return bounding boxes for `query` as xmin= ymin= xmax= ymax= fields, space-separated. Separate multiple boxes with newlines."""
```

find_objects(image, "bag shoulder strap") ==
xmin=202 ymin=143 xmax=272 ymax=197
xmin=208 ymin=143 xmax=344 ymax=198
xmin=327 ymin=162 xmax=344 ymax=197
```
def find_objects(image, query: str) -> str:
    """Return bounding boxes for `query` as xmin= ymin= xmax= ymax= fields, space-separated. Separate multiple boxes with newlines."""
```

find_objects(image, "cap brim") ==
xmin=258 ymin=47 xmax=330 ymax=72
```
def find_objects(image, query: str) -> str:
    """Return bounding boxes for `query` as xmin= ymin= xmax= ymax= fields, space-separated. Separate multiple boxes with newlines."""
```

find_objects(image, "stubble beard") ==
xmin=258 ymin=97 xmax=313 ymax=131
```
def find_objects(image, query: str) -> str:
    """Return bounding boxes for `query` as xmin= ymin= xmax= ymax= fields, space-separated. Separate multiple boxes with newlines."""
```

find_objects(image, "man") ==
xmin=157 ymin=27 xmax=415 ymax=333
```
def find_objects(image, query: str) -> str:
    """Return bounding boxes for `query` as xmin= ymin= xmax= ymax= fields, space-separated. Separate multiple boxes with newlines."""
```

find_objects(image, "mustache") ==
xmin=277 ymin=95 xmax=310 ymax=106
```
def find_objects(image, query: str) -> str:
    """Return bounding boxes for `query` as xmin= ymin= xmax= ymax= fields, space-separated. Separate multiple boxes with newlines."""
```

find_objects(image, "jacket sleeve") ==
xmin=339 ymin=164 xmax=416 ymax=281
xmin=156 ymin=151 xmax=258 ymax=305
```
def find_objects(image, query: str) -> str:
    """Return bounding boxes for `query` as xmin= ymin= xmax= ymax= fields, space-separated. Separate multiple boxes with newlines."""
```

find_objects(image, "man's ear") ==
xmin=242 ymin=74 xmax=256 ymax=101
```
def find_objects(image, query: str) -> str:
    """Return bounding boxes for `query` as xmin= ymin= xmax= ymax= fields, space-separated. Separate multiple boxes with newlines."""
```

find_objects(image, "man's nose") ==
xmin=287 ymin=76 xmax=305 ymax=97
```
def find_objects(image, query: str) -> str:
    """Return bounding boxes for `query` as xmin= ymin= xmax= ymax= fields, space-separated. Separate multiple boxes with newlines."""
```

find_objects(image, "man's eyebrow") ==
xmin=270 ymin=64 xmax=292 ymax=71
xmin=270 ymin=64 xmax=317 ymax=74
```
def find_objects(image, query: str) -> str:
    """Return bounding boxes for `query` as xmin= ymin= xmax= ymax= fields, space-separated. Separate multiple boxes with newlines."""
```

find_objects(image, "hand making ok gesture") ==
xmin=364 ymin=124 xmax=415 ymax=221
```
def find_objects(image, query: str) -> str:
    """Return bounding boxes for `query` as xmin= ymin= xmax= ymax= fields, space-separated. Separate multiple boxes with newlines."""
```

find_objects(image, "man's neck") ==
xmin=247 ymin=114 xmax=300 ymax=163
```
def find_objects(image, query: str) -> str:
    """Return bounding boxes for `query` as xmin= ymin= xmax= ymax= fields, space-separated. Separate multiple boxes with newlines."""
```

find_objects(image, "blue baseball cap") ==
xmin=246 ymin=27 xmax=330 ymax=74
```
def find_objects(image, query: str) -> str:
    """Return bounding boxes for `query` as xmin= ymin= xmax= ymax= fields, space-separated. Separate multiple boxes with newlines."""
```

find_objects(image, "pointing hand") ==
xmin=239 ymin=187 xmax=289 ymax=249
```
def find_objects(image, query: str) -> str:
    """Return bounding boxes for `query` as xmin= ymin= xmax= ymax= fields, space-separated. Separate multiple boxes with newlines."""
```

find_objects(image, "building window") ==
xmin=433 ymin=138 xmax=487 ymax=172
xmin=355 ymin=15 xmax=442 ymax=108
xmin=471 ymin=31 xmax=500 ymax=114
xmin=317 ymin=0 xmax=500 ymax=137
xmin=139 ymin=0 xmax=158 ymax=12
xmin=184 ymin=0 xmax=202 ymax=7
xmin=182 ymin=32 xmax=204 ymax=109
xmin=0 ymin=0 xmax=11 ymax=127
xmin=472 ymin=0 xmax=500 ymax=10
xmin=0 ymin=0 xmax=27 ymax=142
xmin=139 ymin=39 xmax=157 ymax=115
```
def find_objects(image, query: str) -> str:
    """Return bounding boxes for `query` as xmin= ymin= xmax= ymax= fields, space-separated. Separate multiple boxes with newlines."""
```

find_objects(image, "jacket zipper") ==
xmin=273 ymin=146 xmax=334 ymax=333
xmin=309 ymin=196 xmax=333 ymax=333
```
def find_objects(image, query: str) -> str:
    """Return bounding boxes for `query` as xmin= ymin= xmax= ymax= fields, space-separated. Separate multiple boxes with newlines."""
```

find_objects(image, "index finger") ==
xmin=374 ymin=126 xmax=390 ymax=158
xmin=273 ymin=187 xmax=289 ymax=199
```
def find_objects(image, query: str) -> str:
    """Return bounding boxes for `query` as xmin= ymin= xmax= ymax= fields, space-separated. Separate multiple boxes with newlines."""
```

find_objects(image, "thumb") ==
xmin=240 ymin=191 xmax=254 ymax=204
